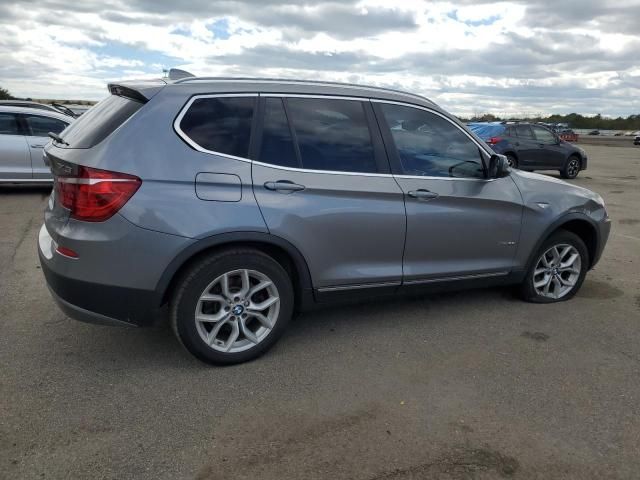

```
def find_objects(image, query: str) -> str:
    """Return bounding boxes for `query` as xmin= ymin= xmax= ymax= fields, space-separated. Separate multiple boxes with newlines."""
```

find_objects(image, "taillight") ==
xmin=487 ymin=136 xmax=502 ymax=145
xmin=54 ymin=165 xmax=141 ymax=222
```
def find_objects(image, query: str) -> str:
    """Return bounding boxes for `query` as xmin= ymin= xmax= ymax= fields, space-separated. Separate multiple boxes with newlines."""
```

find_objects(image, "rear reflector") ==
xmin=55 ymin=165 xmax=141 ymax=222
xmin=55 ymin=246 xmax=79 ymax=259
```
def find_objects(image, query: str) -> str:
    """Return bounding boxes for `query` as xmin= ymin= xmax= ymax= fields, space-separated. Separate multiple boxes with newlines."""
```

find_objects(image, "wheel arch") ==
xmin=155 ymin=232 xmax=315 ymax=311
xmin=525 ymin=214 xmax=600 ymax=272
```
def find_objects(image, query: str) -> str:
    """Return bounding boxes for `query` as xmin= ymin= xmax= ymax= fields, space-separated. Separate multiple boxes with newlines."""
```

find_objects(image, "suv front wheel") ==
xmin=520 ymin=230 xmax=589 ymax=303
xmin=560 ymin=155 xmax=581 ymax=179
xmin=170 ymin=248 xmax=294 ymax=364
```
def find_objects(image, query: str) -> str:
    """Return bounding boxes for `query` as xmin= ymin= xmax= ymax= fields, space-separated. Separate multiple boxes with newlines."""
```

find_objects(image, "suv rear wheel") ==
xmin=560 ymin=155 xmax=581 ymax=179
xmin=505 ymin=154 xmax=518 ymax=169
xmin=520 ymin=230 xmax=588 ymax=303
xmin=171 ymin=248 xmax=294 ymax=364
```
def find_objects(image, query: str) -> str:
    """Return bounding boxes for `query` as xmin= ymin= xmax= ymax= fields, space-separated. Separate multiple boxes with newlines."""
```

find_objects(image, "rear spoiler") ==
xmin=107 ymin=79 xmax=168 ymax=103
xmin=108 ymin=69 xmax=195 ymax=103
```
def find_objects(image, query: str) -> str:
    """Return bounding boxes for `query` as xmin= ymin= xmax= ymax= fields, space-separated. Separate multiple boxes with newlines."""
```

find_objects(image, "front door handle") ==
xmin=408 ymin=189 xmax=439 ymax=200
xmin=30 ymin=144 xmax=46 ymax=148
xmin=264 ymin=180 xmax=305 ymax=192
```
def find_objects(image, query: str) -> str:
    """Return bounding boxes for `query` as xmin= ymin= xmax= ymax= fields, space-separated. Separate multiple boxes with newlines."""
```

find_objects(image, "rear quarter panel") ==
xmin=90 ymin=88 xmax=268 ymax=239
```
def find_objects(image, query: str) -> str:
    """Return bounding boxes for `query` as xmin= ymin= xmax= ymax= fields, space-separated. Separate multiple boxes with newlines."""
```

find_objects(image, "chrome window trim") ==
xmin=262 ymin=94 xmax=367 ymax=101
xmin=174 ymin=93 xmax=496 ymax=182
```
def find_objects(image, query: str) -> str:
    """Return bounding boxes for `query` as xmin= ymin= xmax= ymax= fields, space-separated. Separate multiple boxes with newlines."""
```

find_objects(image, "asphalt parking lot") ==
xmin=1 ymin=144 xmax=639 ymax=480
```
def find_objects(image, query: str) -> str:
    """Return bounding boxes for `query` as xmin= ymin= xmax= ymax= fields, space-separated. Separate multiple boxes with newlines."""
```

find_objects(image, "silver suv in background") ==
xmin=39 ymin=77 xmax=610 ymax=364
xmin=0 ymin=106 xmax=71 ymax=182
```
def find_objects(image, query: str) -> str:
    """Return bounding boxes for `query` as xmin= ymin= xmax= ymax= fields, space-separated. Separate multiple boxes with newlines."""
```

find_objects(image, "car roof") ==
xmin=0 ymin=105 xmax=74 ymax=122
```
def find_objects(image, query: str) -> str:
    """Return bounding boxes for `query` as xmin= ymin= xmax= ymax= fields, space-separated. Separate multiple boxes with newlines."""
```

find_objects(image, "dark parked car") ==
xmin=40 ymin=78 xmax=609 ymax=365
xmin=634 ymin=135 xmax=640 ymax=145
xmin=468 ymin=122 xmax=587 ymax=179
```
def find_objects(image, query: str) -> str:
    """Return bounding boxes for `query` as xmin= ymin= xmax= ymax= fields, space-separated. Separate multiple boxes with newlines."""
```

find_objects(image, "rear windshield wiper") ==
xmin=48 ymin=132 xmax=69 ymax=146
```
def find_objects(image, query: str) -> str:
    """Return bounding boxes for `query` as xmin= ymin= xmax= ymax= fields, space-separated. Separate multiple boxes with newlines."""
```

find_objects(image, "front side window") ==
xmin=0 ymin=113 xmax=20 ymax=135
xmin=24 ymin=115 xmax=68 ymax=137
xmin=531 ymin=125 xmax=556 ymax=144
xmin=180 ymin=96 xmax=255 ymax=158
xmin=380 ymin=104 xmax=485 ymax=179
xmin=285 ymin=98 xmax=377 ymax=173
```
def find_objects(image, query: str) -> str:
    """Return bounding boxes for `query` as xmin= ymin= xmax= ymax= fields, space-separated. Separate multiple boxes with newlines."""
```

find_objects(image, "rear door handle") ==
xmin=264 ymin=180 xmax=305 ymax=192
xmin=30 ymin=144 xmax=46 ymax=148
xmin=408 ymin=189 xmax=439 ymax=200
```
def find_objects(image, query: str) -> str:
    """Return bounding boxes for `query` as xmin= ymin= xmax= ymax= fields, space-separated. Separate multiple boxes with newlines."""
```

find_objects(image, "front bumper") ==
xmin=591 ymin=216 xmax=611 ymax=268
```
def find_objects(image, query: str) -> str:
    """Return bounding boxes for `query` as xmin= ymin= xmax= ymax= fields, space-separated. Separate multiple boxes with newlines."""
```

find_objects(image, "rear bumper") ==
xmin=38 ymin=221 xmax=180 ymax=327
xmin=40 ymin=250 xmax=161 ymax=326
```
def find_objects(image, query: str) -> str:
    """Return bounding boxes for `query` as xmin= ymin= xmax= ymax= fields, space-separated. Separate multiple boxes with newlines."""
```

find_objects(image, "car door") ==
xmin=252 ymin=96 xmax=406 ymax=292
xmin=512 ymin=124 xmax=538 ymax=169
xmin=373 ymin=101 xmax=523 ymax=283
xmin=21 ymin=114 xmax=69 ymax=179
xmin=530 ymin=125 xmax=566 ymax=169
xmin=0 ymin=112 xmax=30 ymax=180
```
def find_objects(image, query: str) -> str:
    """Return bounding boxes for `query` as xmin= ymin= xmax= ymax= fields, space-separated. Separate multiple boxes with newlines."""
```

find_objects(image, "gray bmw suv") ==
xmin=39 ymin=77 xmax=610 ymax=364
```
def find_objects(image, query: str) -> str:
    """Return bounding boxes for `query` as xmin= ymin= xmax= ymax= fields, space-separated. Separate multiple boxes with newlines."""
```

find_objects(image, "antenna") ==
xmin=168 ymin=68 xmax=195 ymax=80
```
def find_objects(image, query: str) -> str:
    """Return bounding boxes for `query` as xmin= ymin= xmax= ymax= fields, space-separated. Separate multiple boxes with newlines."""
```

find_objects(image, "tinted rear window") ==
xmin=59 ymin=95 xmax=143 ymax=148
xmin=179 ymin=97 xmax=255 ymax=158
xmin=285 ymin=97 xmax=376 ymax=173
xmin=259 ymin=98 xmax=298 ymax=168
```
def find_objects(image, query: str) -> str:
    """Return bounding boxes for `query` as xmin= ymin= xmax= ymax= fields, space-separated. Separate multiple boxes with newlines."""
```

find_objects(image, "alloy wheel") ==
xmin=532 ymin=244 xmax=582 ymax=299
xmin=194 ymin=269 xmax=280 ymax=353
xmin=567 ymin=158 xmax=580 ymax=178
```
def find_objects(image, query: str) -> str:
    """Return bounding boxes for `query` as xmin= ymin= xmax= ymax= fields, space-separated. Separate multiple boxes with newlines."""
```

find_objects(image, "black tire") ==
xmin=505 ymin=154 xmax=518 ymax=169
xmin=170 ymin=248 xmax=294 ymax=365
xmin=520 ymin=230 xmax=589 ymax=303
xmin=560 ymin=155 xmax=581 ymax=179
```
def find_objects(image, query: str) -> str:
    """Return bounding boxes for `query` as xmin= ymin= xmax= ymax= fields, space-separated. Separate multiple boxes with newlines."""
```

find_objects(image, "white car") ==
xmin=0 ymin=106 xmax=72 ymax=182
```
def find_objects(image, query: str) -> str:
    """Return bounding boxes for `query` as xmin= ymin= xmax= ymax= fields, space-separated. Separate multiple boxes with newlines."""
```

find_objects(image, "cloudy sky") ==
xmin=1 ymin=0 xmax=639 ymax=117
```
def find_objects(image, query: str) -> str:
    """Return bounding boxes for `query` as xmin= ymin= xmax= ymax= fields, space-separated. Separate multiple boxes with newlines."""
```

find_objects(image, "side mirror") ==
xmin=487 ymin=154 xmax=509 ymax=178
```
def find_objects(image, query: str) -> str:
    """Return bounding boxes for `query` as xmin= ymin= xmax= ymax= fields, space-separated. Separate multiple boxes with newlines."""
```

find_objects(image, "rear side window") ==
xmin=285 ymin=97 xmax=376 ymax=173
xmin=259 ymin=98 xmax=298 ymax=168
xmin=179 ymin=97 xmax=255 ymax=158
xmin=24 ymin=115 xmax=68 ymax=137
xmin=515 ymin=125 xmax=534 ymax=139
xmin=0 ymin=113 xmax=20 ymax=135
xmin=59 ymin=95 xmax=143 ymax=149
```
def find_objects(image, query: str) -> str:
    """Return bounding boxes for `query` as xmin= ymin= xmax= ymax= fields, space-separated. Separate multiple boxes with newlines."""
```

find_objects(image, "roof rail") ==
xmin=173 ymin=76 xmax=437 ymax=106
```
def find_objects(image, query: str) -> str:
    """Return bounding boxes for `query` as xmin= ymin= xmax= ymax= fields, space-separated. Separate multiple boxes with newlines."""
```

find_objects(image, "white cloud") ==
xmin=0 ymin=0 xmax=638 ymax=116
